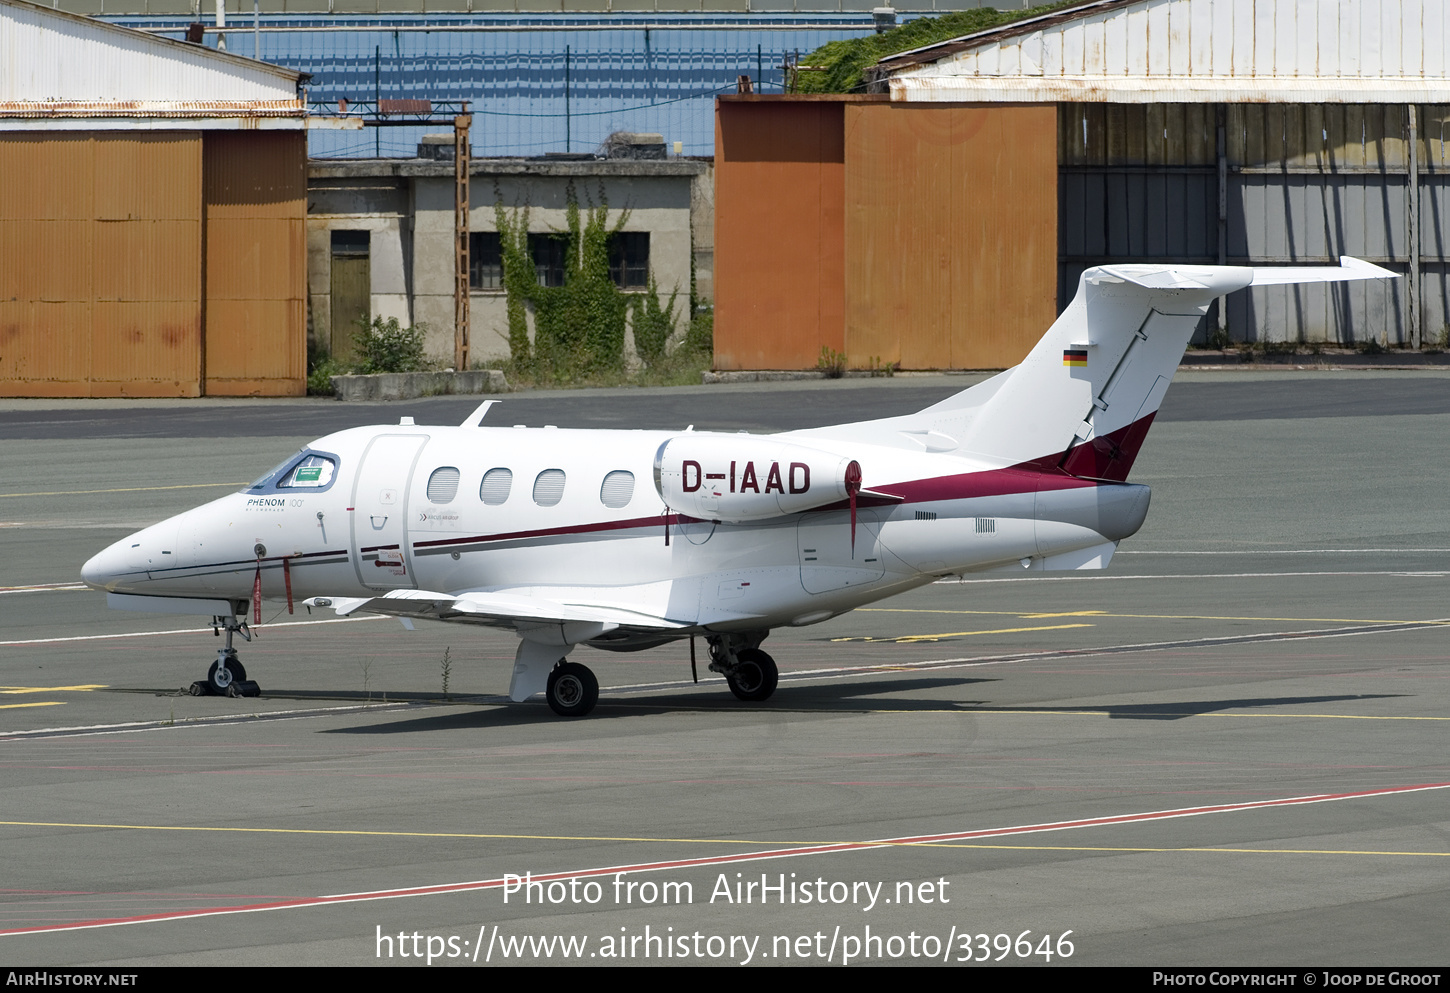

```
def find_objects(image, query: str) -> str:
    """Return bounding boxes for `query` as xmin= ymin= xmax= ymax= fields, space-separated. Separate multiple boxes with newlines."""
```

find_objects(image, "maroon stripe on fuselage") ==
xmin=412 ymin=514 xmax=678 ymax=551
xmin=1017 ymin=412 xmax=1158 ymax=483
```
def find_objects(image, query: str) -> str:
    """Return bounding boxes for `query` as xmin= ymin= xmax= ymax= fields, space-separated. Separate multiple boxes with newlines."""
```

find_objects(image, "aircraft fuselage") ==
xmin=82 ymin=421 xmax=1148 ymax=643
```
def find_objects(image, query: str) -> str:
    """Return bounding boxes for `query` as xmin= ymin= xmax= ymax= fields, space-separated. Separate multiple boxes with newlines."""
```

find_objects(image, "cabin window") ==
xmin=480 ymin=467 xmax=513 ymax=505
xmin=533 ymin=469 xmax=566 ymax=507
xmin=427 ymin=467 xmax=461 ymax=504
xmin=276 ymin=454 xmax=336 ymax=489
xmin=599 ymin=470 xmax=634 ymax=509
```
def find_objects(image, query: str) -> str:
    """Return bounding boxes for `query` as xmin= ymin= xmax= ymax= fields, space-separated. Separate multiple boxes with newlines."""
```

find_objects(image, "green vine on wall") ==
xmin=536 ymin=187 xmax=630 ymax=376
xmin=632 ymin=275 xmax=679 ymax=367
xmin=493 ymin=195 xmax=534 ymax=369
xmin=495 ymin=183 xmax=682 ymax=382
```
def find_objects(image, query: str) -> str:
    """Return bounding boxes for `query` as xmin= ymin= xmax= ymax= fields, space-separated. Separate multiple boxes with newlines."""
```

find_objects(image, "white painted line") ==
xmin=0 ymin=702 xmax=420 ymax=741
xmin=6 ymin=781 xmax=1445 ymax=936
xmin=0 ymin=615 xmax=386 ymax=647
xmin=0 ymin=583 xmax=88 ymax=594
xmin=1119 ymin=549 xmax=1450 ymax=555
xmin=606 ymin=618 xmax=1450 ymax=695
xmin=940 ymin=571 xmax=1450 ymax=584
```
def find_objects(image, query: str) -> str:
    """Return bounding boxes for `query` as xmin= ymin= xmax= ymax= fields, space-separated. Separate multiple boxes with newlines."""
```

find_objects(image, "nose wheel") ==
xmin=207 ymin=655 xmax=247 ymax=694
xmin=188 ymin=615 xmax=262 ymax=698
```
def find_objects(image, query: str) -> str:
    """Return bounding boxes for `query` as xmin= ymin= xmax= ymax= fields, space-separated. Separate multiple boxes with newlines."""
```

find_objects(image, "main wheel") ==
xmin=546 ymin=662 xmax=599 ymax=717
xmin=207 ymin=657 xmax=247 ymax=694
xmin=726 ymin=648 xmax=778 ymax=702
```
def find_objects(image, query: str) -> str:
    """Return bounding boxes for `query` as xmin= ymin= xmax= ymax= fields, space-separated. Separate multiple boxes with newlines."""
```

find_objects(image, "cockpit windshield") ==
xmin=248 ymin=451 xmax=339 ymax=493
xmin=277 ymin=455 xmax=336 ymax=489
xmin=249 ymin=452 xmax=302 ymax=490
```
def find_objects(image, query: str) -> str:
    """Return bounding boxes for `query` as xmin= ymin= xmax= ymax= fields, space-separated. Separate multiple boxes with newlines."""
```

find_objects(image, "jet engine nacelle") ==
xmin=653 ymin=436 xmax=858 ymax=522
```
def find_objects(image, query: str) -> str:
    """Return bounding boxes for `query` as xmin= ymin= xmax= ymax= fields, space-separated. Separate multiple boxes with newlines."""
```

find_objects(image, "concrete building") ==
xmin=873 ymin=0 xmax=1450 ymax=348
xmin=0 ymin=0 xmax=319 ymax=396
xmin=307 ymin=156 xmax=711 ymax=366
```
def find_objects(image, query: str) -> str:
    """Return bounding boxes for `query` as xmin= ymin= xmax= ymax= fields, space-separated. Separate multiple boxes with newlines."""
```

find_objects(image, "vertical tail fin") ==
xmin=951 ymin=258 xmax=1395 ymax=480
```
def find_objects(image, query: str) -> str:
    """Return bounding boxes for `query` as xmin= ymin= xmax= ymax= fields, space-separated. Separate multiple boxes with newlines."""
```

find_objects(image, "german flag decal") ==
xmin=1063 ymin=348 xmax=1089 ymax=367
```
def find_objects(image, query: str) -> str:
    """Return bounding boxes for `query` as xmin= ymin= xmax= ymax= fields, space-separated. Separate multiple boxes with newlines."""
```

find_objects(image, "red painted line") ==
xmin=4 ymin=780 xmax=1445 ymax=937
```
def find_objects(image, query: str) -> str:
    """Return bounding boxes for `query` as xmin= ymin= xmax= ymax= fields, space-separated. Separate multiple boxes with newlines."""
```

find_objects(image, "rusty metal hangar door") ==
xmin=714 ymin=96 xmax=1058 ymax=372
xmin=0 ymin=132 xmax=204 ymax=397
xmin=0 ymin=130 xmax=306 ymax=397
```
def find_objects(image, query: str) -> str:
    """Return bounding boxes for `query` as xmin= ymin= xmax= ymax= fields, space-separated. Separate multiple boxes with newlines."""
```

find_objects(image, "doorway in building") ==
xmin=330 ymin=229 xmax=370 ymax=363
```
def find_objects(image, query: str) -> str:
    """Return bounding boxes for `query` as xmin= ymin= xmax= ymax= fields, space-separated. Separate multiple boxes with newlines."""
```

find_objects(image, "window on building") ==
xmin=512 ymin=232 xmax=650 ymax=289
xmin=608 ymin=232 xmax=649 ymax=289
xmin=469 ymin=232 xmax=502 ymax=289
xmin=330 ymin=229 xmax=369 ymax=256
xmin=529 ymin=234 xmax=569 ymax=287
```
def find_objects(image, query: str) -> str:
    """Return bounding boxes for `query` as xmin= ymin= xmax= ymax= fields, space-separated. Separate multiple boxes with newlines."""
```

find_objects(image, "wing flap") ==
xmin=305 ymin=589 xmax=686 ymax=631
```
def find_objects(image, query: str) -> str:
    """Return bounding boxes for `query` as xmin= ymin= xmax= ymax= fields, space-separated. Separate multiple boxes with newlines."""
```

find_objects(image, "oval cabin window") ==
xmin=533 ymin=469 xmax=566 ymax=507
xmin=479 ymin=467 xmax=513 ymax=506
xmin=599 ymin=470 xmax=634 ymax=509
xmin=426 ymin=467 xmax=461 ymax=504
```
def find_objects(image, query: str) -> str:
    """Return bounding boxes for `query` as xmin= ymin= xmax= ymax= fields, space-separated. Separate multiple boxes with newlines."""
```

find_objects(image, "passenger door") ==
xmin=351 ymin=434 xmax=427 ymax=590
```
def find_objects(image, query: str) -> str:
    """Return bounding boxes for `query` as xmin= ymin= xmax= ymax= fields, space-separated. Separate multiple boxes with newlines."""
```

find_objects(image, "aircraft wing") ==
xmin=305 ymin=588 xmax=687 ymax=632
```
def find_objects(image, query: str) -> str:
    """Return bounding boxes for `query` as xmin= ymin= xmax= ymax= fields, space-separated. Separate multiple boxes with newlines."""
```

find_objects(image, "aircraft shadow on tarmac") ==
xmin=317 ymin=676 xmax=1001 ymax=734
xmin=970 ymin=693 xmax=1404 ymax=721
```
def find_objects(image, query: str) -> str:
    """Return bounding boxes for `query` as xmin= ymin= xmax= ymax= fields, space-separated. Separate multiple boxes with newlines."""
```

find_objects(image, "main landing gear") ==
xmin=189 ymin=614 xmax=262 ymax=698
xmin=546 ymin=661 xmax=599 ymax=717
xmin=706 ymin=634 xmax=779 ymax=703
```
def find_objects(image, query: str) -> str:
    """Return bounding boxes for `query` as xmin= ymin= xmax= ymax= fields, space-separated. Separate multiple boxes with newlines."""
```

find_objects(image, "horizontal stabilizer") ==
xmin=1251 ymin=256 xmax=1398 ymax=286
xmin=949 ymin=258 xmax=1397 ymax=478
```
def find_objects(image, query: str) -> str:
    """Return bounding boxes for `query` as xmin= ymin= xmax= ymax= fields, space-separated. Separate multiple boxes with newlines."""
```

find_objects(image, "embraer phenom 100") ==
xmin=83 ymin=259 xmax=1393 ymax=716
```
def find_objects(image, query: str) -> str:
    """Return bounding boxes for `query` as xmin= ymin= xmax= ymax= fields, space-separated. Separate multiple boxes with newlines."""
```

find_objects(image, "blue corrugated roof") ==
xmin=105 ymin=15 xmax=876 ymax=157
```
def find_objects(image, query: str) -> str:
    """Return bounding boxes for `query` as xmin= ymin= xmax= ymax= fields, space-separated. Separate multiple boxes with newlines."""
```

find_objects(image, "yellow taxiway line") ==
xmin=2 ymin=820 xmax=1446 ymax=860
xmin=0 ymin=482 xmax=245 ymax=499
xmin=860 ymin=606 xmax=1450 ymax=626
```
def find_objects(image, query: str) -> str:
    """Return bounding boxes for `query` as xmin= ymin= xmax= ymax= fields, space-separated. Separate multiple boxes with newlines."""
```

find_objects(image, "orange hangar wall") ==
xmin=0 ymin=132 xmax=204 ymax=397
xmin=713 ymin=96 xmax=1057 ymax=372
xmin=202 ymin=131 xmax=307 ymax=397
xmin=714 ymin=98 xmax=847 ymax=372
xmin=0 ymin=130 xmax=306 ymax=397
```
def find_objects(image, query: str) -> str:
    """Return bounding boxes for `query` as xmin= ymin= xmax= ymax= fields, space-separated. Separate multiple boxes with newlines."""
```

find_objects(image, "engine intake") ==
xmin=653 ymin=436 xmax=859 ymax=522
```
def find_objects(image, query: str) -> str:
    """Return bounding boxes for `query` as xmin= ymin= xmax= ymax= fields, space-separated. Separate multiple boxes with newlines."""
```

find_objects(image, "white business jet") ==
xmin=82 ymin=259 xmax=1393 ymax=716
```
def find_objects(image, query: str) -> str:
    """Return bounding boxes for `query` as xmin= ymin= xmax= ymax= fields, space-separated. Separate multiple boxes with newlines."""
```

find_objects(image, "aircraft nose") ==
xmin=81 ymin=539 xmax=129 ymax=591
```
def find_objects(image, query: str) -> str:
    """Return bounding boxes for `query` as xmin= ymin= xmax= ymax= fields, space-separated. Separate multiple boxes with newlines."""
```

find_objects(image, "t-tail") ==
xmin=944 ymin=257 xmax=1396 ymax=480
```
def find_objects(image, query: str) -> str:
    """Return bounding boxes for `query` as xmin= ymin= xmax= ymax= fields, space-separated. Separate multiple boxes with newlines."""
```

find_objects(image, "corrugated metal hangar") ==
xmin=714 ymin=96 xmax=1058 ymax=370
xmin=0 ymin=0 xmax=310 ymax=397
xmin=876 ymin=0 xmax=1450 ymax=350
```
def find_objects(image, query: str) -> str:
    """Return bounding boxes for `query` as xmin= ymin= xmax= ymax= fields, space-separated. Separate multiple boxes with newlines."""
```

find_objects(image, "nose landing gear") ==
xmin=189 ymin=614 xmax=262 ymax=698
